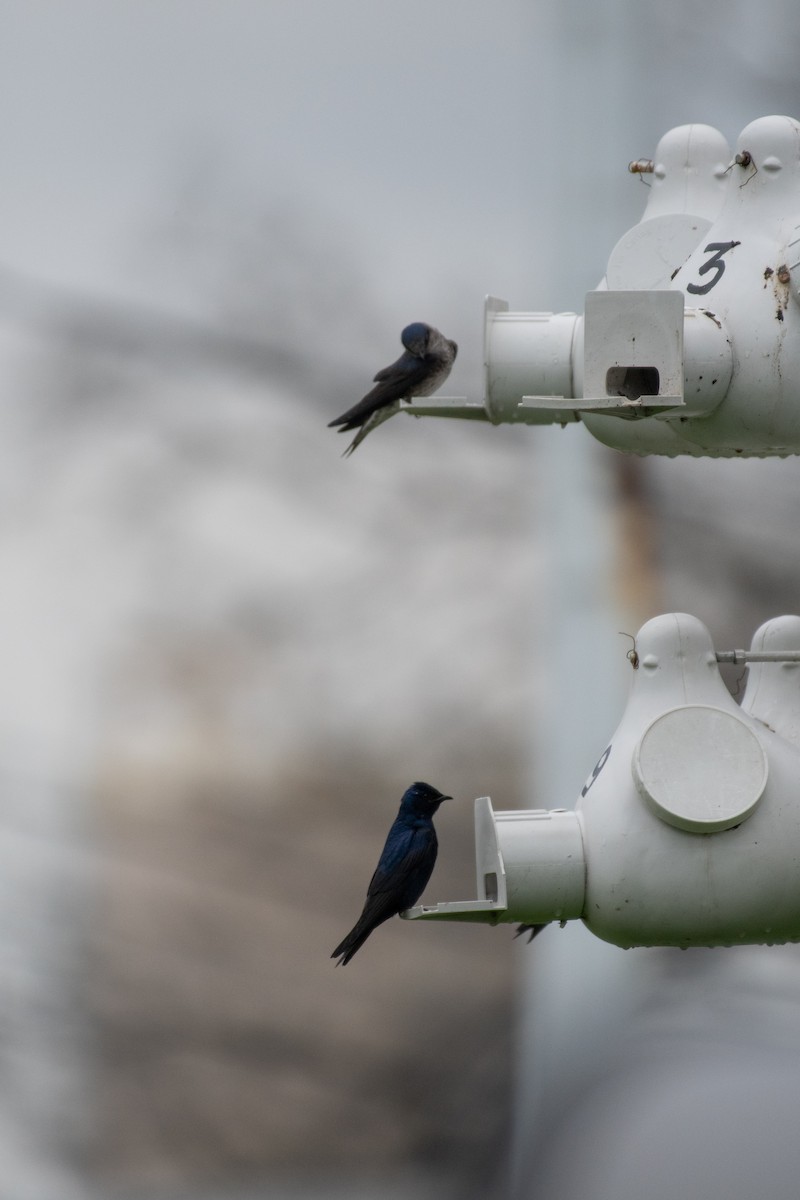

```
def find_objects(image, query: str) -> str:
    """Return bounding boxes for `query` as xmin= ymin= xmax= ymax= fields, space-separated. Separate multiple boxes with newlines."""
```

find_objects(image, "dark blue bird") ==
xmin=328 ymin=322 xmax=457 ymax=456
xmin=331 ymin=781 xmax=451 ymax=966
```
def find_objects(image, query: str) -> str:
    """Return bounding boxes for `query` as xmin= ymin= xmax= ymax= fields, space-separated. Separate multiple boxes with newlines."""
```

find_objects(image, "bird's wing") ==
xmin=341 ymin=827 xmax=435 ymax=939
xmin=331 ymin=822 xmax=438 ymax=962
xmin=366 ymin=823 xmax=437 ymax=899
xmin=327 ymin=352 xmax=433 ymax=430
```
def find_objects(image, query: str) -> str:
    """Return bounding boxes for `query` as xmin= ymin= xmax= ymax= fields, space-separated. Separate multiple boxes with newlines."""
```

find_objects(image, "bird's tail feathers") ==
xmin=341 ymin=424 xmax=370 ymax=457
xmin=331 ymin=920 xmax=373 ymax=966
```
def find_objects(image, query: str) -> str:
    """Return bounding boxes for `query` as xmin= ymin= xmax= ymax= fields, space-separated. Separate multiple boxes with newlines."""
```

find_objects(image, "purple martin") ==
xmin=331 ymin=781 xmax=451 ymax=966
xmin=328 ymin=322 xmax=457 ymax=456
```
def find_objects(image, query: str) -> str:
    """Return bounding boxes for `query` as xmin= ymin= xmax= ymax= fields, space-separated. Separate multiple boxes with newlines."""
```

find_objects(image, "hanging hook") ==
xmin=735 ymin=149 xmax=758 ymax=187
xmin=619 ymin=631 xmax=639 ymax=670
xmin=628 ymin=159 xmax=653 ymax=189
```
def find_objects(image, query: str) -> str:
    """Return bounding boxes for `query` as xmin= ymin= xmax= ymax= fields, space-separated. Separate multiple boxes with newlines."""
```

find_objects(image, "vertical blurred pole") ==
xmin=0 ymin=330 xmax=97 ymax=1195
xmin=504 ymin=6 xmax=800 ymax=1197
xmin=0 ymin=755 xmax=94 ymax=1200
xmin=503 ymin=2 xmax=655 ymax=1183
xmin=509 ymin=430 xmax=639 ymax=1197
xmin=508 ymin=6 xmax=651 ymax=1191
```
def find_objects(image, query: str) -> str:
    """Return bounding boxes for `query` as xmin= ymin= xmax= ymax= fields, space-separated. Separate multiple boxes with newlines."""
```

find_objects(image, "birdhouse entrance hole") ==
xmin=606 ymin=365 xmax=661 ymax=401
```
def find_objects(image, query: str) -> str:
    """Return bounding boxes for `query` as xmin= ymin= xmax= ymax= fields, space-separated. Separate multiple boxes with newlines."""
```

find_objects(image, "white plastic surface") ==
xmin=583 ymin=291 xmax=684 ymax=409
xmin=586 ymin=115 xmax=800 ymax=456
xmin=408 ymin=614 xmax=800 ymax=946
xmin=475 ymin=116 xmax=800 ymax=456
xmin=483 ymin=298 xmax=580 ymax=423
xmin=578 ymin=613 xmax=800 ymax=947
xmin=673 ymin=306 xmax=734 ymax=418
xmin=606 ymin=123 xmax=730 ymax=291
xmin=493 ymin=808 xmax=585 ymax=923
xmin=741 ymin=616 xmax=800 ymax=749
xmin=634 ymin=123 xmax=731 ymax=223
xmin=633 ymin=704 xmax=767 ymax=832
xmin=403 ymin=797 xmax=585 ymax=926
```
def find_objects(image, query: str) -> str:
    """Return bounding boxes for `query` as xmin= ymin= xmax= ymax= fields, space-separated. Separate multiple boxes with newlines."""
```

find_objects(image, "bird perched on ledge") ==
xmin=331 ymin=781 xmax=451 ymax=966
xmin=328 ymin=322 xmax=457 ymax=456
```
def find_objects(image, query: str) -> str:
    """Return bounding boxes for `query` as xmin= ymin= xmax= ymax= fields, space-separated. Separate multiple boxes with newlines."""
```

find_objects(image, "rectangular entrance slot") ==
xmin=606 ymin=365 xmax=661 ymax=401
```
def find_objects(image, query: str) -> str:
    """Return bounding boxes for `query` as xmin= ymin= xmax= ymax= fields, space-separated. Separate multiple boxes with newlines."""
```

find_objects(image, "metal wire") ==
xmin=715 ymin=651 xmax=800 ymax=664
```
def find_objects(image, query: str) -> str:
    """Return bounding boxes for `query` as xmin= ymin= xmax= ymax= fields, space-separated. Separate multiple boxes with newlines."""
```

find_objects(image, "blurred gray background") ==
xmin=2 ymin=3 xmax=800 ymax=1198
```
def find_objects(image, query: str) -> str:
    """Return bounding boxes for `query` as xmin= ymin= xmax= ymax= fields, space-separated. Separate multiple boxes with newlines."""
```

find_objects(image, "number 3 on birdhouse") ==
xmin=686 ymin=241 xmax=741 ymax=295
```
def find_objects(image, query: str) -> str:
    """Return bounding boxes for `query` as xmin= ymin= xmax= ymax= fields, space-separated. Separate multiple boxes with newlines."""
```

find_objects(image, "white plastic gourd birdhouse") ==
xmin=408 ymin=116 xmax=800 ymax=458
xmin=404 ymin=613 xmax=800 ymax=948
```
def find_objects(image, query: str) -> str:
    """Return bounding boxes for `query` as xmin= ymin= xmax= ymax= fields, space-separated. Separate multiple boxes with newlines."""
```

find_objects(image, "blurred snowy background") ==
xmin=2 ymin=3 xmax=800 ymax=1198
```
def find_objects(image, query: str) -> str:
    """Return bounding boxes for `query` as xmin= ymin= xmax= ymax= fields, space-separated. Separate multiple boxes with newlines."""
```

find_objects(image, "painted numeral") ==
xmin=686 ymin=241 xmax=740 ymax=295
xmin=581 ymin=745 xmax=611 ymax=797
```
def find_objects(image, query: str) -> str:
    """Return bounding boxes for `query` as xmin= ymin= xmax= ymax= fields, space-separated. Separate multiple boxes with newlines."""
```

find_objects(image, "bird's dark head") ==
xmin=401 ymin=781 xmax=451 ymax=816
xmin=401 ymin=322 xmax=432 ymax=357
